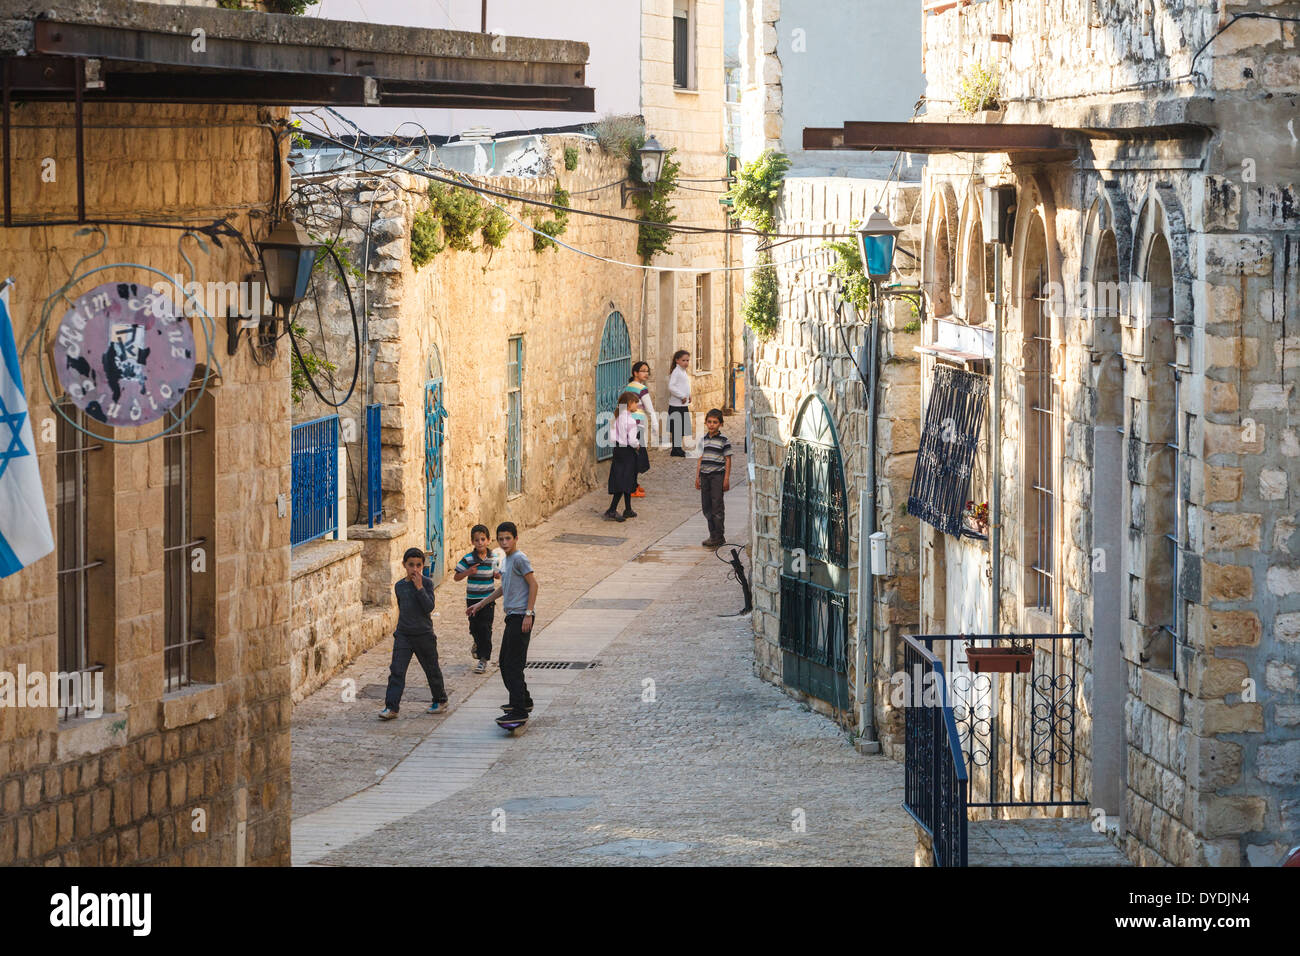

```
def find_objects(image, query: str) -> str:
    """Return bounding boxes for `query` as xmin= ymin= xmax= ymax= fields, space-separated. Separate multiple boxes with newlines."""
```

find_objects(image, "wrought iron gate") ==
xmin=595 ymin=311 xmax=631 ymax=461
xmin=424 ymin=347 xmax=447 ymax=578
xmin=778 ymin=395 xmax=851 ymax=710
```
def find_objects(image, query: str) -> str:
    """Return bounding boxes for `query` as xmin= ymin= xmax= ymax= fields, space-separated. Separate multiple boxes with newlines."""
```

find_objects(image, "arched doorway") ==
xmin=424 ymin=345 xmax=447 ymax=578
xmin=595 ymin=311 xmax=631 ymax=461
xmin=779 ymin=395 xmax=850 ymax=711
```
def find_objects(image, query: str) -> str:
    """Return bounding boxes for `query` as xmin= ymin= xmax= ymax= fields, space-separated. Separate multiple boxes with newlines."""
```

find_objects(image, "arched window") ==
xmin=925 ymin=192 xmax=955 ymax=319
xmin=961 ymin=217 xmax=988 ymax=326
xmin=1139 ymin=233 xmax=1179 ymax=669
xmin=779 ymin=395 xmax=850 ymax=711
xmin=1021 ymin=214 xmax=1056 ymax=615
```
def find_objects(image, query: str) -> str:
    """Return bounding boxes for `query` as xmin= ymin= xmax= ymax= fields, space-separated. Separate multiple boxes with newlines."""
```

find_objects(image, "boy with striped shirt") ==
xmin=454 ymin=524 xmax=500 ymax=673
xmin=694 ymin=408 xmax=733 ymax=547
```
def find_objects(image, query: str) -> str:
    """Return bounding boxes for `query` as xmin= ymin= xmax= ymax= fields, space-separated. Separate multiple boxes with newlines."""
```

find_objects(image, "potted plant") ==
xmin=963 ymin=500 xmax=990 ymax=536
xmin=956 ymin=64 xmax=1001 ymax=114
xmin=965 ymin=636 xmax=1033 ymax=674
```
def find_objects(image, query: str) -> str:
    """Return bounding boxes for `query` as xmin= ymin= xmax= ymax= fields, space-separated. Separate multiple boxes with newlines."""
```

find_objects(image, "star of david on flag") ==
xmin=0 ymin=280 xmax=55 ymax=577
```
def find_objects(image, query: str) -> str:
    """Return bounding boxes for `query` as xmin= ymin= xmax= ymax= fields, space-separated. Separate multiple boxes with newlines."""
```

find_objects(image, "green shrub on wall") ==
xmin=533 ymin=185 xmax=571 ymax=252
xmin=726 ymin=150 xmax=791 ymax=337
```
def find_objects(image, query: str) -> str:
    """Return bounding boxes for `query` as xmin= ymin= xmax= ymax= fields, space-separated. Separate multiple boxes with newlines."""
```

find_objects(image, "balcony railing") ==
xmin=903 ymin=635 xmax=969 ymax=867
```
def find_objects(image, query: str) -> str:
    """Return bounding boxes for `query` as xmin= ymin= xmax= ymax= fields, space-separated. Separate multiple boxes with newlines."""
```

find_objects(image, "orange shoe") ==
xmin=631 ymin=487 xmax=647 ymax=497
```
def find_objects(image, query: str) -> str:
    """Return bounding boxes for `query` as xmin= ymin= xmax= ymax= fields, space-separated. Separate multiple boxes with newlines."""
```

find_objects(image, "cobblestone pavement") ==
xmin=292 ymin=444 xmax=915 ymax=866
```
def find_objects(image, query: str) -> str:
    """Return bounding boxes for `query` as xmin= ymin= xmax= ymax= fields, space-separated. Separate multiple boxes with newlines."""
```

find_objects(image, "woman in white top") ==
xmin=667 ymin=349 xmax=691 ymax=457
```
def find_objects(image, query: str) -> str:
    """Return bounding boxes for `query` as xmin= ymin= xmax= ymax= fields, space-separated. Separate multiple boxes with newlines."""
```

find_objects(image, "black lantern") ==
xmin=982 ymin=184 xmax=1016 ymax=246
xmin=256 ymin=217 xmax=320 ymax=312
xmin=623 ymin=134 xmax=668 ymax=206
xmin=857 ymin=207 xmax=903 ymax=281
xmin=639 ymin=134 xmax=667 ymax=185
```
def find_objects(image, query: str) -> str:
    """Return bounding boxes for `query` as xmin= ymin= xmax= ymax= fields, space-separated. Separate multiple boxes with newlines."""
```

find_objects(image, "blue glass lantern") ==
xmin=857 ymin=206 xmax=903 ymax=281
xmin=257 ymin=217 xmax=319 ymax=311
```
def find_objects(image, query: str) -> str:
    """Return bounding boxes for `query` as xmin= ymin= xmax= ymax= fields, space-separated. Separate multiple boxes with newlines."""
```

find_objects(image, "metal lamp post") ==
xmin=852 ymin=206 xmax=903 ymax=754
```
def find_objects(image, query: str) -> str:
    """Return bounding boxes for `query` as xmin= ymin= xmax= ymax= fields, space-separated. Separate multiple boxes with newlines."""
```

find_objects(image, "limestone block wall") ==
xmin=747 ymin=176 xmax=923 ymax=752
xmin=0 ymin=103 xmax=292 ymax=865
xmin=921 ymin=0 xmax=1300 ymax=866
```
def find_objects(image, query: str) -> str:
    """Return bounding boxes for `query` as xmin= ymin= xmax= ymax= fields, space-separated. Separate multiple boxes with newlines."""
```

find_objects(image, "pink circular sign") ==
xmin=54 ymin=281 xmax=196 ymax=427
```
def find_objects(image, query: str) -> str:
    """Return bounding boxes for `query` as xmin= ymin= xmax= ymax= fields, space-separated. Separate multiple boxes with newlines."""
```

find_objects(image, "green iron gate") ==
xmin=779 ymin=394 xmax=851 ymax=710
xmin=595 ymin=311 xmax=632 ymax=462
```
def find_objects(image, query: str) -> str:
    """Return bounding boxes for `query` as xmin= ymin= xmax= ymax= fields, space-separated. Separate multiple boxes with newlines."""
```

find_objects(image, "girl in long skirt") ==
xmin=605 ymin=391 xmax=641 ymax=522
xmin=623 ymin=361 xmax=654 ymax=497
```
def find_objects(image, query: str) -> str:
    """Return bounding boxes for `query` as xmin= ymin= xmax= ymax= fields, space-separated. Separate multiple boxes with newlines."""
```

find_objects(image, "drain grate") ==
xmin=523 ymin=660 xmax=601 ymax=671
xmin=552 ymin=533 xmax=627 ymax=547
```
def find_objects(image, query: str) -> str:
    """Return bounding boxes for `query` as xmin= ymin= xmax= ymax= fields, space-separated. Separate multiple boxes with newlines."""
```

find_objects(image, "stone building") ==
xmin=737 ymin=0 xmax=926 ymax=752
xmin=0 ymin=0 xmax=593 ymax=864
xmin=286 ymin=1 xmax=742 ymax=700
xmin=745 ymin=0 xmax=1300 ymax=866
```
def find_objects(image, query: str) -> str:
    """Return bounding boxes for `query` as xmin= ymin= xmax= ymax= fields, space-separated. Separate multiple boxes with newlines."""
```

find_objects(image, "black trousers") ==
xmin=500 ymin=613 xmax=533 ymax=711
xmin=700 ymin=470 xmax=725 ymax=541
xmin=468 ymin=601 xmax=494 ymax=660
xmin=384 ymin=630 xmax=446 ymax=711
xmin=668 ymin=404 xmax=689 ymax=455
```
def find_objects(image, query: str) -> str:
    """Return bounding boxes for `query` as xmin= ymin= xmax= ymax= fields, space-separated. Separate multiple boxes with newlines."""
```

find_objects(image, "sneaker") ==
xmin=378 ymin=708 xmax=398 ymax=720
xmin=670 ymin=449 xmax=686 ymax=458
xmin=631 ymin=487 xmax=646 ymax=498
xmin=603 ymin=509 xmax=625 ymax=522
xmin=623 ymin=508 xmax=638 ymax=518
xmin=474 ymin=659 xmax=487 ymax=674
xmin=497 ymin=710 xmax=529 ymax=723
xmin=425 ymin=702 xmax=441 ymax=714
xmin=500 ymin=701 xmax=535 ymax=713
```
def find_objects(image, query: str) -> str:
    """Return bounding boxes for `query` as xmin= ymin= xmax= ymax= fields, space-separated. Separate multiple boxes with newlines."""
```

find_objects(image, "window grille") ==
xmin=163 ymin=391 xmax=207 ymax=693
xmin=695 ymin=275 xmax=712 ymax=371
xmin=56 ymin=402 xmax=103 ymax=719
xmin=780 ymin=440 xmax=848 ymax=566
xmin=907 ymin=364 xmax=988 ymax=538
xmin=1026 ymin=267 xmax=1055 ymax=613
xmin=507 ymin=336 xmax=523 ymax=497
xmin=291 ymin=414 xmax=339 ymax=546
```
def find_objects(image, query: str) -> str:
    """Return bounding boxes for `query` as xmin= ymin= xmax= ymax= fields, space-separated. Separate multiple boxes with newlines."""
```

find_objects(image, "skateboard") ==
xmin=496 ymin=714 xmax=529 ymax=734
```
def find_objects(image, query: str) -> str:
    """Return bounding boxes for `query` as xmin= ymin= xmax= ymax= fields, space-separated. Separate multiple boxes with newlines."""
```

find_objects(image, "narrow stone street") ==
xmin=290 ymin=450 xmax=913 ymax=865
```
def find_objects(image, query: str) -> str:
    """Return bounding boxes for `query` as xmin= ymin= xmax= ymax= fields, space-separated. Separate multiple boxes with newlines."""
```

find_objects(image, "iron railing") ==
xmin=903 ymin=635 xmax=969 ymax=867
xmin=291 ymin=414 xmax=338 ymax=547
xmin=912 ymin=633 xmax=1088 ymax=811
xmin=366 ymin=403 xmax=383 ymax=528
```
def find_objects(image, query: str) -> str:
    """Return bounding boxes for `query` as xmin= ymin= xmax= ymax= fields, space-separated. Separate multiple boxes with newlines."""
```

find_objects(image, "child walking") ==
xmin=604 ymin=391 xmax=641 ymax=522
xmin=467 ymin=522 xmax=539 ymax=724
xmin=453 ymin=524 xmax=499 ymax=674
xmin=379 ymin=548 xmax=447 ymax=719
xmin=695 ymin=408 xmax=733 ymax=547
xmin=623 ymin=361 xmax=654 ymax=497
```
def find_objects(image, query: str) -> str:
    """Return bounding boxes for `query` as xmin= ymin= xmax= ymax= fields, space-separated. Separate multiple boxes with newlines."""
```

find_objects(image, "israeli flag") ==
xmin=0 ymin=281 xmax=54 ymax=577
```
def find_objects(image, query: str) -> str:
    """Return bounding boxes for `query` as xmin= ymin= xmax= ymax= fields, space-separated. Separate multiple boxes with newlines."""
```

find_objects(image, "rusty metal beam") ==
xmin=804 ymin=121 xmax=1074 ymax=154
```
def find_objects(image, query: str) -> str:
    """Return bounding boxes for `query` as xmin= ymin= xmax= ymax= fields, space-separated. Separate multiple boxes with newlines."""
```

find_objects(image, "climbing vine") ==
xmin=289 ymin=322 xmax=337 ymax=404
xmin=823 ymin=225 xmax=872 ymax=318
xmin=533 ymin=185 xmax=571 ymax=252
xmin=631 ymin=143 xmax=681 ymax=262
xmin=726 ymin=150 xmax=791 ymax=337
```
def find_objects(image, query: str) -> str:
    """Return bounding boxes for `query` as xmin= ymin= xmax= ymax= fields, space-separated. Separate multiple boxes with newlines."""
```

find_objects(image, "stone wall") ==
xmin=0 ymin=103 xmax=292 ymax=864
xmin=747 ymin=176 xmax=923 ymax=752
xmin=920 ymin=0 xmax=1300 ymax=866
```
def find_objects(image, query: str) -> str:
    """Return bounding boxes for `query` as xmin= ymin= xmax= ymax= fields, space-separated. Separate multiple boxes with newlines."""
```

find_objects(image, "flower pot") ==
xmin=965 ymin=646 xmax=1032 ymax=674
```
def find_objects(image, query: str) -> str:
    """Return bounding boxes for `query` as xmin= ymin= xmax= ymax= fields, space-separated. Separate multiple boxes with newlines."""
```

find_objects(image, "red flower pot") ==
xmin=965 ymin=646 xmax=1033 ymax=674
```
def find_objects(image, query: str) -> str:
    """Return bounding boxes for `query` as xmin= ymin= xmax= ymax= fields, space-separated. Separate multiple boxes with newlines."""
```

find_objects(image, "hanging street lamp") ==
xmin=622 ymin=133 xmax=668 ymax=206
xmin=257 ymin=216 xmax=320 ymax=314
xmin=856 ymin=206 xmax=903 ymax=281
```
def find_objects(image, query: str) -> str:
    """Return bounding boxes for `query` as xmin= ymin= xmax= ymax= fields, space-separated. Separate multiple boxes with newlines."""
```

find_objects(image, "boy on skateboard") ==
xmin=453 ymin=524 xmax=499 ymax=673
xmin=467 ymin=522 xmax=538 ymax=725
xmin=379 ymin=548 xmax=447 ymax=719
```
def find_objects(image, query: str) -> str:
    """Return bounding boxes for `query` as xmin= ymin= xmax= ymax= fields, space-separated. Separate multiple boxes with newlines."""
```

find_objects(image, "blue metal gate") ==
xmin=291 ymin=414 xmax=338 ymax=547
xmin=595 ymin=311 xmax=631 ymax=461
xmin=424 ymin=348 xmax=447 ymax=578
